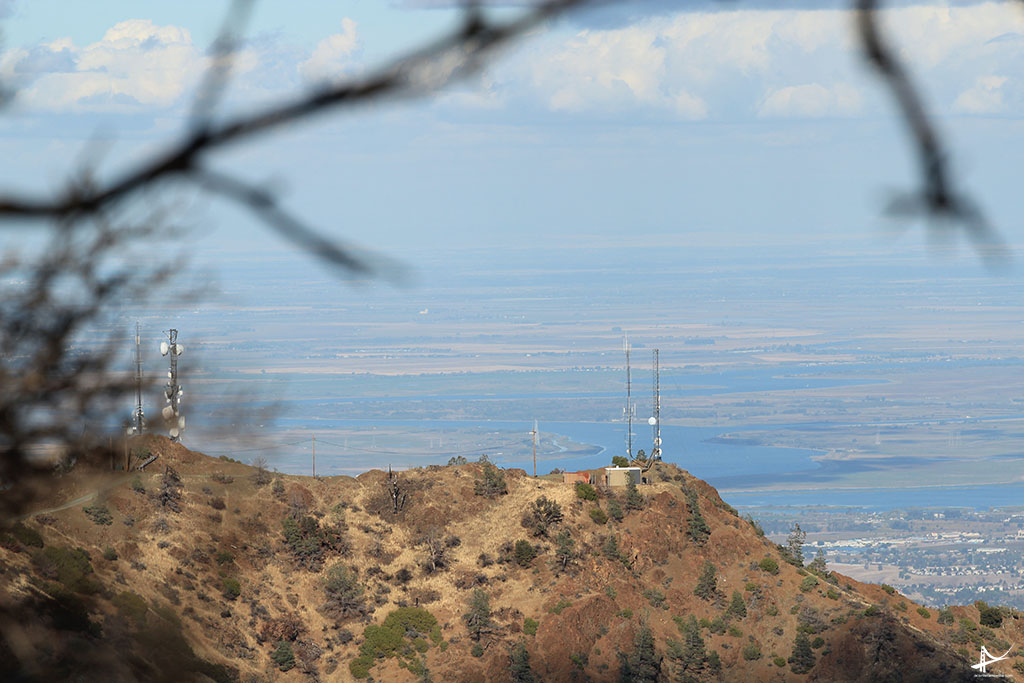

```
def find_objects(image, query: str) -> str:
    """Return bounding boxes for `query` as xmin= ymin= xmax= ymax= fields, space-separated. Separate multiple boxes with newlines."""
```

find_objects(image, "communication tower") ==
xmin=650 ymin=348 xmax=662 ymax=461
xmin=160 ymin=329 xmax=185 ymax=442
xmin=128 ymin=322 xmax=145 ymax=436
xmin=623 ymin=335 xmax=635 ymax=458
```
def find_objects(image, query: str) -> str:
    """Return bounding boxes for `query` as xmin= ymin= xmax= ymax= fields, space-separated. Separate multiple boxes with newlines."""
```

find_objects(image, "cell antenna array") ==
xmin=160 ymin=329 xmax=185 ymax=442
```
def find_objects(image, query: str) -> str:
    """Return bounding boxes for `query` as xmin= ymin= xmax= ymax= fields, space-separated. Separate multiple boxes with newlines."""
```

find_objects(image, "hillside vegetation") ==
xmin=0 ymin=436 xmax=1008 ymax=681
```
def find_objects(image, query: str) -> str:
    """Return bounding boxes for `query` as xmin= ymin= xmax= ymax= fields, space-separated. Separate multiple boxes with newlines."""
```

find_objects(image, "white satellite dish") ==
xmin=162 ymin=406 xmax=174 ymax=420
xmin=648 ymin=416 xmax=657 ymax=426
xmin=654 ymin=437 xmax=662 ymax=446
xmin=173 ymin=344 xmax=184 ymax=355
xmin=169 ymin=427 xmax=179 ymax=438
xmin=178 ymin=416 xmax=185 ymax=429
xmin=160 ymin=341 xmax=169 ymax=355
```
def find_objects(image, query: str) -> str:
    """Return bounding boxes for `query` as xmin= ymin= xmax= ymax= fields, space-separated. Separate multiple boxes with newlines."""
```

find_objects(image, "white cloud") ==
xmin=3 ymin=19 xmax=201 ymax=111
xmin=759 ymin=82 xmax=862 ymax=118
xmin=952 ymin=74 xmax=1008 ymax=113
xmin=298 ymin=17 xmax=360 ymax=84
xmin=519 ymin=3 xmax=1024 ymax=120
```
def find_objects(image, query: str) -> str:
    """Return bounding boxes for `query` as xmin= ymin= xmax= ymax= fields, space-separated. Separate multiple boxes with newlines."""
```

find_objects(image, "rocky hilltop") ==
xmin=0 ymin=436 xmax=1013 ymax=681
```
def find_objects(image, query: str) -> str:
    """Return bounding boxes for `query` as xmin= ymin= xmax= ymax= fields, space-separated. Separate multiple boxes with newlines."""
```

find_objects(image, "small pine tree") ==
xmin=553 ymin=530 xmax=576 ymax=573
xmin=726 ymin=590 xmax=747 ymax=619
xmin=685 ymin=489 xmax=709 ymax=545
xmin=788 ymin=632 xmax=816 ymax=674
xmin=463 ymin=589 xmax=492 ymax=641
xmin=624 ymin=479 xmax=644 ymax=511
xmin=608 ymin=499 xmax=624 ymax=522
xmin=679 ymin=614 xmax=706 ymax=675
xmin=510 ymin=641 xmax=537 ymax=683
xmin=786 ymin=523 xmax=807 ymax=566
xmin=474 ymin=462 xmax=508 ymax=498
xmin=694 ymin=561 xmax=717 ymax=600
xmin=621 ymin=623 xmax=660 ymax=683
xmin=808 ymin=548 xmax=827 ymax=575
xmin=612 ymin=455 xmax=630 ymax=467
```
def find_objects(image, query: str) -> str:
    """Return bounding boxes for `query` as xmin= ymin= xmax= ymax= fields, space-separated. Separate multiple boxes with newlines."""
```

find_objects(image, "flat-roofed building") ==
xmin=603 ymin=466 xmax=641 ymax=487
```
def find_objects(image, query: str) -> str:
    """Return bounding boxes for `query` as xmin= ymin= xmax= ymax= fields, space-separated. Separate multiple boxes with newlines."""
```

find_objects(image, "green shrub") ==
xmin=83 ymin=504 xmax=113 ymax=526
xmin=221 ymin=577 xmax=241 ymax=600
xmin=811 ymin=637 xmax=825 ymax=649
xmin=758 ymin=557 xmax=779 ymax=575
xmin=215 ymin=551 xmax=234 ymax=565
xmin=643 ymin=588 xmax=667 ymax=609
xmin=727 ymin=625 xmax=742 ymax=638
xmin=32 ymin=546 xmax=98 ymax=594
xmin=130 ymin=475 xmax=145 ymax=493
xmin=977 ymin=601 xmax=1005 ymax=628
xmin=612 ymin=456 xmax=629 ymax=467
xmin=800 ymin=576 xmax=819 ymax=593
xmin=350 ymin=655 xmax=373 ymax=678
xmin=9 ymin=522 xmax=43 ymax=548
xmin=917 ymin=607 xmax=931 ymax=619
xmin=607 ymin=500 xmax=624 ymax=522
xmin=471 ymin=643 xmax=484 ymax=657
xmin=826 ymin=589 xmax=839 ymax=600
xmin=881 ymin=583 xmax=896 ymax=595
xmin=618 ymin=609 xmax=633 ymax=619
xmin=937 ymin=607 xmax=954 ymax=625
xmin=524 ymin=617 xmax=539 ymax=636
xmin=102 ymin=546 xmax=118 ymax=561
xmin=575 ymin=482 xmax=598 ymax=501
xmin=550 ymin=599 xmax=572 ymax=615
xmin=742 ymin=642 xmax=761 ymax=661
xmin=112 ymin=591 xmax=148 ymax=624
xmin=864 ymin=605 xmax=880 ymax=617
xmin=514 ymin=540 xmax=537 ymax=567
xmin=589 ymin=507 xmax=608 ymax=525
xmin=271 ymin=641 xmax=295 ymax=671
xmin=774 ymin=655 xmax=787 ymax=667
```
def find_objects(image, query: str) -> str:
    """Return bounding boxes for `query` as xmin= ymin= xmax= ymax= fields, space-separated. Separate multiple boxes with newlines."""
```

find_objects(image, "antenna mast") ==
xmin=530 ymin=421 xmax=538 ymax=477
xmin=131 ymin=322 xmax=145 ymax=435
xmin=161 ymin=330 xmax=185 ymax=442
xmin=652 ymin=348 xmax=661 ymax=461
xmin=623 ymin=335 xmax=634 ymax=459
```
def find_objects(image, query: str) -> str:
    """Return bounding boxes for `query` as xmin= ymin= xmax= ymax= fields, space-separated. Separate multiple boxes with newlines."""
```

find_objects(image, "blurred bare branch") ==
xmin=0 ymin=0 xmax=584 ymax=276
xmin=856 ymin=0 xmax=1008 ymax=268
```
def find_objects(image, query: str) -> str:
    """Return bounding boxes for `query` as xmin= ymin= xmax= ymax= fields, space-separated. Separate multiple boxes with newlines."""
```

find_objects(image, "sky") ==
xmin=0 ymin=1 xmax=1022 ymax=261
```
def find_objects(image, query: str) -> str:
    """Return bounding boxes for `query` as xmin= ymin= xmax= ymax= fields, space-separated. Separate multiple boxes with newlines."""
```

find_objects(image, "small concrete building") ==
xmin=562 ymin=471 xmax=593 ymax=485
xmin=603 ymin=466 xmax=641 ymax=487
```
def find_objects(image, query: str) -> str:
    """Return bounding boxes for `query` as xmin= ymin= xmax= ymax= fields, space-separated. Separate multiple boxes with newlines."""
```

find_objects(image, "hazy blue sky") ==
xmin=0 ymin=1 xmax=1021 ymax=259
